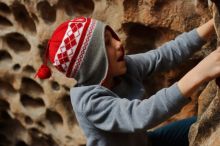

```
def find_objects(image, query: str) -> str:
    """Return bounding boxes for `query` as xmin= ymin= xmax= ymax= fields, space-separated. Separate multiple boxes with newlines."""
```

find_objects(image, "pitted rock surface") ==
xmin=0 ymin=0 xmax=216 ymax=146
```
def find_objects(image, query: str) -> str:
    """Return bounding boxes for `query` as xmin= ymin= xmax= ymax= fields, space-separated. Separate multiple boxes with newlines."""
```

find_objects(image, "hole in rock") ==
xmin=4 ymin=32 xmax=31 ymax=53
xmin=0 ymin=113 xmax=26 ymax=145
xmin=13 ymin=63 xmax=21 ymax=71
xmin=0 ymin=110 xmax=11 ymax=120
xmin=37 ymin=1 xmax=56 ymax=23
xmin=11 ymin=1 xmax=36 ymax=33
xmin=46 ymin=109 xmax=63 ymax=126
xmin=16 ymin=140 xmax=28 ymax=146
xmin=21 ymin=77 xmax=44 ymax=96
xmin=51 ymin=81 xmax=60 ymax=91
xmin=37 ymin=121 xmax=45 ymax=128
xmin=0 ymin=15 xmax=12 ymax=26
xmin=20 ymin=94 xmax=45 ymax=108
xmin=58 ymin=0 xmax=94 ymax=16
xmin=23 ymin=65 xmax=35 ymax=73
xmin=0 ymin=2 xmax=11 ymax=13
xmin=38 ymin=40 xmax=48 ymax=61
xmin=65 ymin=135 xmax=72 ymax=140
xmin=63 ymin=85 xmax=70 ymax=92
xmin=0 ymin=99 xmax=9 ymax=110
xmin=25 ymin=116 xmax=33 ymax=125
xmin=61 ymin=95 xmax=76 ymax=124
xmin=123 ymin=0 xmax=138 ymax=12
xmin=0 ymin=80 xmax=16 ymax=97
xmin=122 ymin=22 xmax=158 ymax=54
xmin=30 ymin=131 xmax=58 ymax=146
xmin=151 ymin=0 xmax=168 ymax=11
xmin=0 ymin=50 xmax=12 ymax=61
xmin=0 ymin=133 xmax=11 ymax=146
xmin=29 ymin=128 xmax=40 ymax=136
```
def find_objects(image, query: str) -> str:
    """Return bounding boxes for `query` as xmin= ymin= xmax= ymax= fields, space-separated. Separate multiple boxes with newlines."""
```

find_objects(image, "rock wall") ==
xmin=189 ymin=80 xmax=220 ymax=146
xmin=0 ymin=0 xmax=216 ymax=146
xmin=189 ymin=1 xmax=220 ymax=146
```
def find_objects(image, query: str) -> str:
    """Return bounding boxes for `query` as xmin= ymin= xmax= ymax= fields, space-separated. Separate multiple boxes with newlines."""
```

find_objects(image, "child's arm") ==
xmin=127 ymin=20 xmax=214 ymax=80
xmin=177 ymin=19 xmax=217 ymax=98
xmin=79 ymin=83 xmax=189 ymax=133
xmin=178 ymin=47 xmax=220 ymax=98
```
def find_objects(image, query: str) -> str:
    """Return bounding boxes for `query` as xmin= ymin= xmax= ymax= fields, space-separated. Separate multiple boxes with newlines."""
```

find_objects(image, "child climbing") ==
xmin=35 ymin=17 xmax=216 ymax=146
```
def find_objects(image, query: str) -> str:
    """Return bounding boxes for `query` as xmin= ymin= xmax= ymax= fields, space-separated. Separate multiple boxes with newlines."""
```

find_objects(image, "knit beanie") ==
xmin=35 ymin=17 xmax=123 ymax=86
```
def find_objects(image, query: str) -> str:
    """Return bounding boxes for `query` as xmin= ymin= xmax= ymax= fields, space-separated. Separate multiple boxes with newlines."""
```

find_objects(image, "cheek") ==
xmin=106 ymin=51 xmax=114 ymax=67
xmin=107 ymin=54 xmax=118 ymax=73
xmin=107 ymin=49 xmax=116 ymax=62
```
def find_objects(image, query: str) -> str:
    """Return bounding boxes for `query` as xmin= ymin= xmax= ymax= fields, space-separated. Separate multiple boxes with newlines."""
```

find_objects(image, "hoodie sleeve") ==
xmin=82 ymin=83 xmax=190 ymax=133
xmin=127 ymin=28 xmax=206 ymax=80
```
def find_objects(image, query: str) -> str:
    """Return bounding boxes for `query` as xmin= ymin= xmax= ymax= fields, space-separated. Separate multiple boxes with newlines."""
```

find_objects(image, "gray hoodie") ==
xmin=70 ymin=29 xmax=206 ymax=146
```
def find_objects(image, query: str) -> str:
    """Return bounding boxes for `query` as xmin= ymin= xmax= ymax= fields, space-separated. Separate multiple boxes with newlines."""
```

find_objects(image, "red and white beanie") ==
xmin=35 ymin=17 xmax=123 ymax=86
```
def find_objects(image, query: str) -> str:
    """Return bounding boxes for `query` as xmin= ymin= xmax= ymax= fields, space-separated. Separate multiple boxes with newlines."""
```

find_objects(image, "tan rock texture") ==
xmin=0 ymin=0 xmax=217 ymax=146
xmin=189 ymin=80 xmax=220 ymax=146
xmin=189 ymin=1 xmax=220 ymax=146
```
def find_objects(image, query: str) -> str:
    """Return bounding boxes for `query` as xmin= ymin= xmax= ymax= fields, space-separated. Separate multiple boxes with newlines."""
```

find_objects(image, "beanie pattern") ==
xmin=53 ymin=17 xmax=96 ymax=78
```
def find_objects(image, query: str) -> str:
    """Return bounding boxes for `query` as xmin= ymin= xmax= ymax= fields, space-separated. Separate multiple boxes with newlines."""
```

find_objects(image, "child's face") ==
xmin=104 ymin=28 xmax=127 ymax=77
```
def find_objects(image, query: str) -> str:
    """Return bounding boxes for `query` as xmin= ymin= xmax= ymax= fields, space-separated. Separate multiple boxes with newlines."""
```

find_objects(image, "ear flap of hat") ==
xmin=74 ymin=20 xmax=109 ymax=86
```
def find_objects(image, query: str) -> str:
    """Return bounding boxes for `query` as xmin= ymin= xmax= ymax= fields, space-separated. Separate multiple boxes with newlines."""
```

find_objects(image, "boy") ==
xmin=35 ymin=17 xmax=217 ymax=146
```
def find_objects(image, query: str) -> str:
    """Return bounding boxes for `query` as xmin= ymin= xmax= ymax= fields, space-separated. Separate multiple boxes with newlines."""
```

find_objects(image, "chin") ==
xmin=120 ymin=66 xmax=127 ymax=76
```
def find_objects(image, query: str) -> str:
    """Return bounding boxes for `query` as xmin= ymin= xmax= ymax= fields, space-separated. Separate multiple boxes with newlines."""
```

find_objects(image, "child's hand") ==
xmin=193 ymin=47 xmax=220 ymax=81
xmin=178 ymin=47 xmax=220 ymax=98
